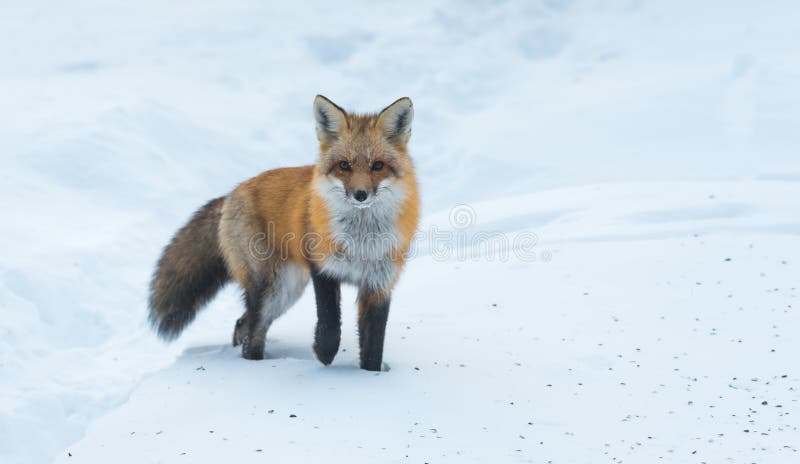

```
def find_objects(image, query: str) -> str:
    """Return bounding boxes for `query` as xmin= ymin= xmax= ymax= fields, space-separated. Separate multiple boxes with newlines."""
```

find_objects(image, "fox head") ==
xmin=313 ymin=95 xmax=415 ymax=211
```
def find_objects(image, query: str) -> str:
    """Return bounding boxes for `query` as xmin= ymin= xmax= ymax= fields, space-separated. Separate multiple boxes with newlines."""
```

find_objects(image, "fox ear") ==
xmin=314 ymin=95 xmax=348 ymax=144
xmin=377 ymin=97 xmax=413 ymax=145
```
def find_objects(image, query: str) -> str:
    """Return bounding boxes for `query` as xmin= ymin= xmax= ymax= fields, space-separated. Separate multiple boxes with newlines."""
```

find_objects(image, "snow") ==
xmin=1 ymin=1 xmax=799 ymax=463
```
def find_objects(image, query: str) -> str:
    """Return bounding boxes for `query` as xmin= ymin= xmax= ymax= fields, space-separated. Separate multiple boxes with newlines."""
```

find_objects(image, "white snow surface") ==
xmin=1 ymin=1 xmax=799 ymax=463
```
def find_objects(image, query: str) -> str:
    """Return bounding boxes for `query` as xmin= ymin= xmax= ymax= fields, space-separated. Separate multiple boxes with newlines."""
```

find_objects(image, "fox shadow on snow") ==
xmin=176 ymin=341 xmax=378 ymax=373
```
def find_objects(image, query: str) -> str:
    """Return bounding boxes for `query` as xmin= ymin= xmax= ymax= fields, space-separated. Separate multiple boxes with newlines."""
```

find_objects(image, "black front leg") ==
xmin=358 ymin=289 xmax=391 ymax=371
xmin=311 ymin=271 xmax=341 ymax=365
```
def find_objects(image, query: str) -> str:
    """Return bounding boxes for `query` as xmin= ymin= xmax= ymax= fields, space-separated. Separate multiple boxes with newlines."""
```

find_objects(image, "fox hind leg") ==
xmin=237 ymin=263 xmax=310 ymax=360
xmin=240 ymin=279 xmax=269 ymax=360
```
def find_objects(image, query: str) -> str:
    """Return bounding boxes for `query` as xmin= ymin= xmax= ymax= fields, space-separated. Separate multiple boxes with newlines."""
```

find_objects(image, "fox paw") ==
xmin=232 ymin=316 xmax=248 ymax=347
xmin=242 ymin=345 xmax=264 ymax=361
xmin=313 ymin=325 xmax=341 ymax=366
xmin=241 ymin=337 xmax=265 ymax=360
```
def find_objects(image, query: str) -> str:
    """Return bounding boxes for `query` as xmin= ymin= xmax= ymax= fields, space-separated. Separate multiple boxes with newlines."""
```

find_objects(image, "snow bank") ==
xmin=1 ymin=1 xmax=798 ymax=462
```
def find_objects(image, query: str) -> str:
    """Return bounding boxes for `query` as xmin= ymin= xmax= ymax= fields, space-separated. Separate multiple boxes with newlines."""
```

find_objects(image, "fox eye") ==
xmin=339 ymin=161 xmax=351 ymax=171
xmin=371 ymin=161 xmax=384 ymax=171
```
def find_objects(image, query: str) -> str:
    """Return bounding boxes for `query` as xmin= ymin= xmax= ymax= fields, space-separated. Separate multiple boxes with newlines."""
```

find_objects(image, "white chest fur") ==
xmin=314 ymin=177 xmax=406 ymax=291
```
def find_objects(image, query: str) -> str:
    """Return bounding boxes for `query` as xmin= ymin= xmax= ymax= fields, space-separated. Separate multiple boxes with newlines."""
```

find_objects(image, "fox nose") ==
xmin=353 ymin=190 xmax=368 ymax=202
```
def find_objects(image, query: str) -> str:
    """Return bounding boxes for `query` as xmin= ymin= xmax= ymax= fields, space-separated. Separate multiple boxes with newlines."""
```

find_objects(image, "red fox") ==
xmin=148 ymin=96 xmax=420 ymax=371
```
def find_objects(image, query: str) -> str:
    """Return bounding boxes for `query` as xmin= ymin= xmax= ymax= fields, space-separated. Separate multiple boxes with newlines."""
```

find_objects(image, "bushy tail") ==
xmin=149 ymin=196 xmax=230 ymax=340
